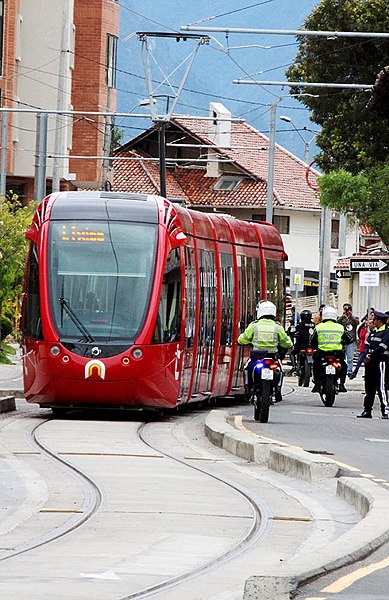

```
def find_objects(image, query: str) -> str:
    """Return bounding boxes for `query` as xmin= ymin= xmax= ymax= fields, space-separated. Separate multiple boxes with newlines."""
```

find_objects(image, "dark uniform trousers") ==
xmin=364 ymin=359 xmax=389 ymax=415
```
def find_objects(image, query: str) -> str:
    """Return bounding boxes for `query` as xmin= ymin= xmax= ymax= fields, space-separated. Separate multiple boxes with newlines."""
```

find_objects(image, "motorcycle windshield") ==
xmin=48 ymin=220 xmax=157 ymax=343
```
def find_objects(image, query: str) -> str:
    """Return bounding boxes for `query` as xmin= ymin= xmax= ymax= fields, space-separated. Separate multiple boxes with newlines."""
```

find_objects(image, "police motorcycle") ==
xmin=239 ymin=301 xmax=291 ymax=424
xmin=316 ymin=354 xmax=342 ymax=407
xmin=293 ymin=310 xmax=315 ymax=388
xmin=251 ymin=353 xmax=283 ymax=423
xmin=311 ymin=306 xmax=349 ymax=407
xmin=297 ymin=347 xmax=314 ymax=387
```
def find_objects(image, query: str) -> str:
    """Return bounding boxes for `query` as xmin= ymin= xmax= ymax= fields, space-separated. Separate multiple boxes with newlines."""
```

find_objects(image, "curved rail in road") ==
xmin=116 ymin=419 xmax=274 ymax=599
xmin=0 ymin=418 xmax=103 ymax=561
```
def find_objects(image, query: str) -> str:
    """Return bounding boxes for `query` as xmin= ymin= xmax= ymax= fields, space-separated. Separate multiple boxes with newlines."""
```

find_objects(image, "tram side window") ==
xmin=220 ymin=252 xmax=234 ymax=345
xmin=152 ymin=248 xmax=182 ymax=343
xmin=237 ymin=255 xmax=261 ymax=330
xmin=24 ymin=245 xmax=42 ymax=339
xmin=246 ymin=257 xmax=261 ymax=324
xmin=266 ymin=259 xmax=284 ymax=321
xmin=199 ymin=249 xmax=217 ymax=350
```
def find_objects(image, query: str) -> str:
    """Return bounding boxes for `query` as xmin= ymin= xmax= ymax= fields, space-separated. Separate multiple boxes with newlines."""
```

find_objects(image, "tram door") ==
xmin=192 ymin=249 xmax=217 ymax=396
xmin=179 ymin=246 xmax=197 ymax=402
xmin=232 ymin=255 xmax=261 ymax=388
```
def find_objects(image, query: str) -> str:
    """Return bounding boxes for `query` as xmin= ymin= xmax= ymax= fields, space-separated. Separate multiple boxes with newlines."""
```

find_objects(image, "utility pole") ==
xmin=266 ymin=101 xmax=277 ymax=223
xmin=52 ymin=0 xmax=71 ymax=193
xmin=102 ymin=87 xmax=113 ymax=189
xmin=0 ymin=109 xmax=8 ymax=197
xmin=34 ymin=113 xmax=48 ymax=202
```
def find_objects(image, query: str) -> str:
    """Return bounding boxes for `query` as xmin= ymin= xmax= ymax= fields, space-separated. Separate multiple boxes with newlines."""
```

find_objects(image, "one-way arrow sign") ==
xmin=349 ymin=258 xmax=389 ymax=272
xmin=336 ymin=270 xmax=352 ymax=279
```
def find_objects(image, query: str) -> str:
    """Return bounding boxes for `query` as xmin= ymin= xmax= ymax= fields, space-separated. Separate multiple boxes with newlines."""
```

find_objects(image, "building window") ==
xmin=106 ymin=35 xmax=118 ymax=88
xmin=252 ymin=211 xmax=290 ymax=234
xmin=331 ymin=218 xmax=339 ymax=249
xmin=0 ymin=1 xmax=3 ymax=75
xmin=214 ymin=175 xmax=243 ymax=191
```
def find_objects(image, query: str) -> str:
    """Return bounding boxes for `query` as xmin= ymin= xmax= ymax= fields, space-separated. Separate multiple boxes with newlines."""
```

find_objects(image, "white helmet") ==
xmin=322 ymin=305 xmax=338 ymax=321
xmin=256 ymin=300 xmax=277 ymax=319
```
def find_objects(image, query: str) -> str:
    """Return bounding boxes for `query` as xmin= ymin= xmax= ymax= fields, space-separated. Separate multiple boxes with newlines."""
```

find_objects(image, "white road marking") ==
xmin=80 ymin=570 xmax=121 ymax=580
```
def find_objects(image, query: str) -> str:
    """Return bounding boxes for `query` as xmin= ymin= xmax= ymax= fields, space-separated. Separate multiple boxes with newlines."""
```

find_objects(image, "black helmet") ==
xmin=300 ymin=309 xmax=312 ymax=322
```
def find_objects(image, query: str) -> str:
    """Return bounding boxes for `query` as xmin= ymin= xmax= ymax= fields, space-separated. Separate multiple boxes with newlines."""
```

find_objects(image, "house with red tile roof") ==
xmin=112 ymin=102 xmax=359 ymax=297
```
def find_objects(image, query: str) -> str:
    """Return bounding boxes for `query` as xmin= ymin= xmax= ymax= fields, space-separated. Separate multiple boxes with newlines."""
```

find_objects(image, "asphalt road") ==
xmin=231 ymin=379 xmax=389 ymax=599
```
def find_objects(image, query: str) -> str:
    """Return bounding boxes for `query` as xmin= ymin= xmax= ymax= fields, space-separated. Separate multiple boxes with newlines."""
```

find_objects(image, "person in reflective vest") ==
xmin=310 ymin=305 xmax=353 ymax=393
xmin=238 ymin=300 xmax=292 ymax=396
xmin=357 ymin=310 xmax=389 ymax=419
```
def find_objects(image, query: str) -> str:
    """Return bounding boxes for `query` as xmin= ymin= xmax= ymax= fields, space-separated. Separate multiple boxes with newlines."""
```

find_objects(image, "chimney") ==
xmin=206 ymin=102 xmax=232 ymax=178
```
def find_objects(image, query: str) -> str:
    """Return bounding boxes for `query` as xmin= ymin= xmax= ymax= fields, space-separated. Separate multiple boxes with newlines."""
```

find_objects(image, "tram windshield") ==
xmin=48 ymin=221 xmax=157 ymax=342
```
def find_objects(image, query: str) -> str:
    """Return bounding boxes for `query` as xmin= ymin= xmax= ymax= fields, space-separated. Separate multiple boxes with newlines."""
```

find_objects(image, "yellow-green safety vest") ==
xmin=316 ymin=321 xmax=344 ymax=351
xmin=238 ymin=318 xmax=292 ymax=352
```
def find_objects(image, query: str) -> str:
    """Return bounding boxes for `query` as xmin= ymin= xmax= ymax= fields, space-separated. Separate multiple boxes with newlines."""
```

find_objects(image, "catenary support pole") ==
xmin=158 ymin=120 xmax=167 ymax=198
xmin=34 ymin=113 xmax=48 ymax=202
xmin=266 ymin=101 xmax=277 ymax=223
xmin=338 ymin=212 xmax=347 ymax=256
xmin=0 ymin=109 xmax=8 ymax=197
xmin=322 ymin=206 xmax=332 ymax=305
xmin=52 ymin=0 xmax=70 ymax=192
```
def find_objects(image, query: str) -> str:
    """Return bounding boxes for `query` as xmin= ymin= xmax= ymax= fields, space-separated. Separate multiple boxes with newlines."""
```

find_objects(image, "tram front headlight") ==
xmin=131 ymin=348 xmax=143 ymax=360
xmin=50 ymin=345 xmax=61 ymax=357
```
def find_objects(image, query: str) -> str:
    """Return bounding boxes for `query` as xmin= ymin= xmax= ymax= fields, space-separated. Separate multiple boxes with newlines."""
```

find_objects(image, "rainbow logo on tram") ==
xmin=84 ymin=359 xmax=106 ymax=380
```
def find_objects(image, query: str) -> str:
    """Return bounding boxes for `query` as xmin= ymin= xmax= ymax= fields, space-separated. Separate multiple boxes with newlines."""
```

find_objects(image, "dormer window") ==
xmin=214 ymin=175 xmax=243 ymax=191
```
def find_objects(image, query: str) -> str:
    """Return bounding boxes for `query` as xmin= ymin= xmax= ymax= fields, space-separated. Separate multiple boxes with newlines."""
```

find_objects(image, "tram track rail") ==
xmin=0 ymin=404 xmax=283 ymax=598
xmin=0 ymin=417 xmax=103 ymax=562
xmin=116 ymin=419 xmax=274 ymax=599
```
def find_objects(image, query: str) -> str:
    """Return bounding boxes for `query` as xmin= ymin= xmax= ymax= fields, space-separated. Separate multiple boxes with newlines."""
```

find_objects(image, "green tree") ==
xmin=286 ymin=0 xmax=389 ymax=174
xmin=0 ymin=196 xmax=35 ymax=341
xmin=319 ymin=165 xmax=389 ymax=246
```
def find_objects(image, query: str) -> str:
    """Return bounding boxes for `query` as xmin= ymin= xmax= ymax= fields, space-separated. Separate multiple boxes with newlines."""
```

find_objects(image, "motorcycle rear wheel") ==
xmin=322 ymin=376 xmax=335 ymax=407
xmin=258 ymin=381 xmax=272 ymax=423
xmin=303 ymin=358 xmax=311 ymax=387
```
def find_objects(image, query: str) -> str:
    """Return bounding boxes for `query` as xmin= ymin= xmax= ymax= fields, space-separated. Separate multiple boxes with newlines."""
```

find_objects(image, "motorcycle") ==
xmin=317 ymin=355 xmax=342 ymax=407
xmin=297 ymin=347 xmax=314 ymax=387
xmin=251 ymin=356 xmax=282 ymax=423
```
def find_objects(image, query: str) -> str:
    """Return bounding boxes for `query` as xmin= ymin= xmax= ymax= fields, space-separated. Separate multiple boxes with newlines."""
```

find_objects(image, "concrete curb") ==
xmin=205 ymin=410 xmax=389 ymax=599
xmin=0 ymin=396 xmax=16 ymax=413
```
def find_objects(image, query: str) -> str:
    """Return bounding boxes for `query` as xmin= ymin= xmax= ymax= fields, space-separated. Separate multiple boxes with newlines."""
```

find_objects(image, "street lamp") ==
xmin=279 ymin=115 xmax=317 ymax=163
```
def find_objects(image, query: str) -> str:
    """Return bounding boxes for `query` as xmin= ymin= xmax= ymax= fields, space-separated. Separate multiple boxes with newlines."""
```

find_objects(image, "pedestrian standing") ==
xmin=338 ymin=303 xmax=359 ymax=376
xmin=357 ymin=311 xmax=389 ymax=419
xmin=313 ymin=304 xmax=325 ymax=325
xmin=349 ymin=316 xmax=375 ymax=379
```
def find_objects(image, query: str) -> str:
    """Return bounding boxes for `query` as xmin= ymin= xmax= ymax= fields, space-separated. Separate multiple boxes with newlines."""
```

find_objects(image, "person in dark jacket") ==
xmin=357 ymin=311 xmax=389 ymax=419
xmin=290 ymin=309 xmax=314 ymax=373
xmin=338 ymin=303 xmax=359 ymax=375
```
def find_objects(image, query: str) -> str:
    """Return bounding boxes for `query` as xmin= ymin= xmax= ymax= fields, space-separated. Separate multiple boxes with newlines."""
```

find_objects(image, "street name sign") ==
xmin=349 ymin=258 xmax=389 ymax=272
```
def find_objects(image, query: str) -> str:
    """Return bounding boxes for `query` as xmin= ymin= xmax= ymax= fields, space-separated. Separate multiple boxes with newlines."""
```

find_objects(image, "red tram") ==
xmin=21 ymin=191 xmax=287 ymax=413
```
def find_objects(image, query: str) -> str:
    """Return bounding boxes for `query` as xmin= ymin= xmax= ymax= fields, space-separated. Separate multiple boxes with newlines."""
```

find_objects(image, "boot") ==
xmin=356 ymin=410 xmax=372 ymax=418
xmin=339 ymin=383 xmax=347 ymax=393
xmin=311 ymin=383 xmax=320 ymax=393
